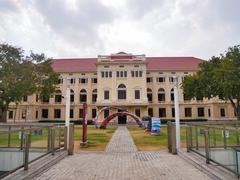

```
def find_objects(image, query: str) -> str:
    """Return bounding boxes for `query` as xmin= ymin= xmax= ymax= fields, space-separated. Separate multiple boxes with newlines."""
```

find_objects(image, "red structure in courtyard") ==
xmin=99 ymin=111 xmax=143 ymax=129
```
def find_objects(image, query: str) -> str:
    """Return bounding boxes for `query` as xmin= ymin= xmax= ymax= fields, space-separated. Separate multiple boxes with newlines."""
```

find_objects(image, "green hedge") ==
xmin=159 ymin=119 xmax=207 ymax=124
xmin=38 ymin=120 xmax=94 ymax=125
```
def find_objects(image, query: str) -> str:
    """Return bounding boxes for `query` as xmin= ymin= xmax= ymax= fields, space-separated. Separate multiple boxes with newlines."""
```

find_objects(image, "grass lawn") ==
xmin=0 ymin=126 xmax=117 ymax=151
xmin=127 ymin=125 xmax=187 ymax=151
xmin=190 ymin=127 xmax=239 ymax=147
xmin=1 ymin=124 xmax=237 ymax=152
xmin=0 ymin=128 xmax=49 ymax=148
xmin=74 ymin=125 xmax=117 ymax=152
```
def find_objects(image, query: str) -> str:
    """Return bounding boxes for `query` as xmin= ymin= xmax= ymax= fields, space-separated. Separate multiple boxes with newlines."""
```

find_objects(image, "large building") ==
xmin=7 ymin=52 xmax=237 ymax=123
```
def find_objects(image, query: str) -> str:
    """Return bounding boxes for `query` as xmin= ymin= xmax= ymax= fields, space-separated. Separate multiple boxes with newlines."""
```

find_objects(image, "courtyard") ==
xmin=33 ymin=126 xmax=210 ymax=180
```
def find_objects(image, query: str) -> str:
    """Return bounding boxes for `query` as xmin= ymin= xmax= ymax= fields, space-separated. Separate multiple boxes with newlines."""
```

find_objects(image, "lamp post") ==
xmin=65 ymin=78 xmax=71 ymax=150
xmin=173 ymin=76 xmax=180 ymax=152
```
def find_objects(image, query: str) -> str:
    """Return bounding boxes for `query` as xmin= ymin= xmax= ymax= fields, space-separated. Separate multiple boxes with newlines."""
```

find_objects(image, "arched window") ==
xmin=80 ymin=89 xmax=87 ymax=103
xmin=118 ymin=84 xmax=126 ymax=100
xmin=55 ymin=90 xmax=62 ymax=103
xmin=171 ymin=88 xmax=174 ymax=101
xmin=147 ymin=88 xmax=152 ymax=102
xmin=158 ymin=88 xmax=165 ymax=102
xmin=70 ymin=89 xmax=74 ymax=103
xmin=92 ymin=89 xmax=97 ymax=103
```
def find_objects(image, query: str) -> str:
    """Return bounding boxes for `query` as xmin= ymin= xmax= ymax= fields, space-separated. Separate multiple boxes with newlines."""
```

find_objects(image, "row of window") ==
xmin=59 ymin=76 xmax=183 ymax=83
xmin=148 ymin=107 xmax=226 ymax=118
xmin=101 ymin=71 xmax=112 ymax=78
xmin=103 ymin=65 xmax=140 ymax=68
xmin=147 ymin=76 xmax=183 ymax=83
xmin=7 ymin=107 xmax=227 ymax=120
xmin=101 ymin=70 xmax=143 ymax=78
xmin=22 ymin=85 xmax=140 ymax=103
xmin=21 ymin=87 xmax=216 ymax=103
xmin=8 ymin=108 xmax=98 ymax=119
xmin=58 ymin=78 xmax=97 ymax=84
xmin=147 ymin=88 xmax=189 ymax=102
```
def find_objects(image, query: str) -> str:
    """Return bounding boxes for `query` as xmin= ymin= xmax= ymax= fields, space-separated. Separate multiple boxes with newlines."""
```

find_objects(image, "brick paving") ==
xmin=35 ymin=126 xmax=211 ymax=180
xmin=105 ymin=126 xmax=137 ymax=153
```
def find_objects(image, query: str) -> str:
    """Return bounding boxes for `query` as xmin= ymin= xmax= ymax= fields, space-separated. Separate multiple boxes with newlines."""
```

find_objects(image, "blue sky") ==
xmin=0 ymin=0 xmax=239 ymax=60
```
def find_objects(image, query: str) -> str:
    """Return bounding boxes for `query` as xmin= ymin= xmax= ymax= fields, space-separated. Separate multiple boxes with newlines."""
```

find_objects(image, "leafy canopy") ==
xmin=182 ymin=45 xmax=240 ymax=119
xmin=0 ymin=43 xmax=59 ymax=114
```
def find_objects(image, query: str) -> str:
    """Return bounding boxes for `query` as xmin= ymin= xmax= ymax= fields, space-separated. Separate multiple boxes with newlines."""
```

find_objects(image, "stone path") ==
xmin=35 ymin=126 xmax=211 ymax=180
xmin=105 ymin=126 xmax=137 ymax=153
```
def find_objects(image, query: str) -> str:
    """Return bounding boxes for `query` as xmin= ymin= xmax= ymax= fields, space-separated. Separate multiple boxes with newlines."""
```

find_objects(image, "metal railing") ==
xmin=0 ymin=123 xmax=68 ymax=178
xmin=186 ymin=121 xmax=240 ymax=176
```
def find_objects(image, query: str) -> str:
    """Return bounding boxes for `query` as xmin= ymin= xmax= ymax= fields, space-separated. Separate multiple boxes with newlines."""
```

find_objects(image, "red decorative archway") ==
xmin=99 ymin=111 xmax=143 ymax=129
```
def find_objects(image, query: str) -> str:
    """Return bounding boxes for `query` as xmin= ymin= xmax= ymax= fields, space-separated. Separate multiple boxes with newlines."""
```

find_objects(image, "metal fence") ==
xmin=0 ymin=123 xmax=66 ymax=178
xmin=186 ymin=121 xmax=240 ymax=176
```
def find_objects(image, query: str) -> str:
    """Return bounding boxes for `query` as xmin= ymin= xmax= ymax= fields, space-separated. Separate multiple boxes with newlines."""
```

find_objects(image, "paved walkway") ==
xmin=105 ymin=126 xmax=137 ymax=153
xmin=35 ymin=126 xmax=211 ymax=180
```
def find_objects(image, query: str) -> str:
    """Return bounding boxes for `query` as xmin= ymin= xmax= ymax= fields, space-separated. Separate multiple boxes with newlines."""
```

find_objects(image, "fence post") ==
xmin=58 ymin=126 xmax=61 ymax=148
xmin=213 ymin=129 xmax=217 ymax=147
xmin=47 ymin=127 xmax=51 ymax=151
xmin=20 ymin=127 xmax=24 ymax=150
xmin=186 ymin=125 xmax=190 ymax=152
xmin=167 ymin=121 xmax=172 ymax=153
xmin=24 ymin=133 xmax=30 ymax=170
xmin=223 ymin=125 xmax=227 ymax=149
xmin=204 ymin=129 xmax=210 ymax=164
xmin=68 ymin=124 xmax=74 ymax=155
xmin=8 ymin=126 xmax=11 ymax=147
xmin=195 ymin=126 xmax=199 ymax=150
xmin=236 ymin=126 xmax=240 ymax=146
xmin=190 ymin=126 xmax=193 ymax=148
xmin=171 ymin=123 xmax=177 ymax=154
xmin=29 ymin=126 xmax=32 ymax=148
xmin=64 ymin=126 xmax=67 ymax=150
xmin=51 ymin=128 xmax=55 ymax=155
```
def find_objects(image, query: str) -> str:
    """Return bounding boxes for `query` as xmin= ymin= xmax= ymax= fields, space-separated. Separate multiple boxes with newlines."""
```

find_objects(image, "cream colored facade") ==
xmin=7 ymin=53 xmax=237 ymax=123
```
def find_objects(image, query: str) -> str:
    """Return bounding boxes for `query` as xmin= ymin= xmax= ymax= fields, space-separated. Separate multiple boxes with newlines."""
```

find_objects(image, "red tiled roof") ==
xmin=146 ymin=57 xmax=204 ymax=70
xmin=51 ymin=57 xmax=204 ymax=72
xmin=52 ymin=58 xmax=97 ymax=72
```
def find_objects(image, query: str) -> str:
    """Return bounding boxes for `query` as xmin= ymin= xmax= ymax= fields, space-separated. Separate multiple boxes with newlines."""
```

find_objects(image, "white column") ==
xmin=65 ymin=78 xmax=71 ymax=150
xmin=173 ymin=76 xmax=181 ymax=151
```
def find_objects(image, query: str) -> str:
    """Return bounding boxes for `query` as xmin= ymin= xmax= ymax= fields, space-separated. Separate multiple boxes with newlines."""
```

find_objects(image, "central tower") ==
xmin=96 ymin=52 xmax=148 ymax=123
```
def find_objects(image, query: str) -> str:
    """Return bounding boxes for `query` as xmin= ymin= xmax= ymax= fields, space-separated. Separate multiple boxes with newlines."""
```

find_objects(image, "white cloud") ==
xmin=0 ymin=0 xmax=239 ymax=59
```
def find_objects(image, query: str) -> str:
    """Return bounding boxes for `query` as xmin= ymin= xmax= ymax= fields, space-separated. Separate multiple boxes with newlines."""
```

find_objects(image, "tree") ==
xmin=0 ymin=43 xmax=59 ymax=122
xmin=182 ymin=45 xmax=240 ymax=120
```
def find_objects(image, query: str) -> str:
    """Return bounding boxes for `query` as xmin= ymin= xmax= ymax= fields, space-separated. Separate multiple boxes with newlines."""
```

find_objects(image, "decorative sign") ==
xmin=151 ymin=117 xmax=161 ymax=136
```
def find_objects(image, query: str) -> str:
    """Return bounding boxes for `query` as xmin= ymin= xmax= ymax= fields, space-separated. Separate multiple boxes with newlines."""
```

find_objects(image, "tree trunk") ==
xmin=237 ymin=104 xmax=240 ymax=121
xmin=0 ymin=104 xmax=9 ymax=123
xmin=237 ymin=98 xmax=240 ymax=121
xmin=229 ymin=98 xmax=240 ymax=120
xmin=0 ymin=108 xmax=7 ymax=123
xmin=13 ymin=103 xmax=18 ymax=123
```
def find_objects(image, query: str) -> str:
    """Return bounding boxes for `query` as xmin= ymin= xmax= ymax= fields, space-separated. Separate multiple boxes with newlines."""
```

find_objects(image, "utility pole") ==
xmin=173 ymin=76 xmax=181 ymax=152
xmin=65 ymin=78 xmax=71 ymax=150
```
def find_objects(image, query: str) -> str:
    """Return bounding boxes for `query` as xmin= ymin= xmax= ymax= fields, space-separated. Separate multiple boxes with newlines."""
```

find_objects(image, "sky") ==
xmin=0 ymin=0 xmax=239 ymax=60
